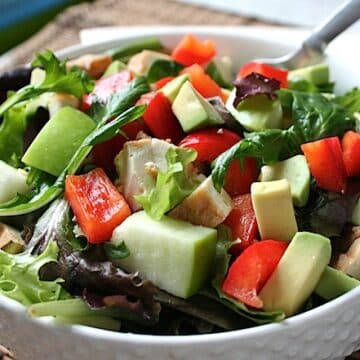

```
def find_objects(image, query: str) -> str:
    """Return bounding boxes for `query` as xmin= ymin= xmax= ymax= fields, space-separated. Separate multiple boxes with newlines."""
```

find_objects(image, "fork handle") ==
xmin=304 ymin=0 xmax=360 ymax=52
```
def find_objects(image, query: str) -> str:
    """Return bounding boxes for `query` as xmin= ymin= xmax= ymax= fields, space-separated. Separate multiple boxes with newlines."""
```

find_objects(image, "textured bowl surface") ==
xmin=1 ymin=26 xmax=360 ymax=360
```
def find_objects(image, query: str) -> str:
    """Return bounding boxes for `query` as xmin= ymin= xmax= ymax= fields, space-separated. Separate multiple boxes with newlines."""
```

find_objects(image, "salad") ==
xmin=0 ymin=33 xmax=360 ymax=335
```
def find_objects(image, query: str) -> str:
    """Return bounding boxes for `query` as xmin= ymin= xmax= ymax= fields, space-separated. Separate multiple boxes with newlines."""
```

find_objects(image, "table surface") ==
xmin=1 ymin=0 xmax=359 ymax=358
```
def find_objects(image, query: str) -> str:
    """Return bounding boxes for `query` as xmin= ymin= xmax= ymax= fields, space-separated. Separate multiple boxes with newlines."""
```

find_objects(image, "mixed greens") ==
xmin=0 ymin=34 xmax=360 ymax=335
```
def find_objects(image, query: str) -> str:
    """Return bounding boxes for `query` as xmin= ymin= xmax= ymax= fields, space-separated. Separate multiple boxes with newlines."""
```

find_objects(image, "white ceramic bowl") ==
xmin=1 ymin=26 xmax=360 ymax=360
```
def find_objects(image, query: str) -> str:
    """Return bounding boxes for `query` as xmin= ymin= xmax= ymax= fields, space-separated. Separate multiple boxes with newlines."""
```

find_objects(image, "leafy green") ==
xmin=200 ymin=224 xmax=285 ymax=324
xmin=0 ymin=103 xmax=27 ymax=166
xmin=135 ymin=147 xmax=200 ymax=220
xmin=212 ymin=90 xmax=355 ymax=190
xmin=0 ymin=78 xmax=149 ymax=216
xmin=104 ymin=241 xmax=130 ymax=260
xmin=206 ymin=61 xmax=233 ymax=89
xmin=0 ymin=241 xmax=64 ymax=306
xmin=147 ymin=60 xmax=184 ymax=83
xmin=0 ymin=50 xmax=94 ymax=118
xmin=108 ymin=37 xmax=164 ymax=63
xmin=289 ymin=78 xmax=335 ymax=93
xmin=85 ymin=105 xmax=146 ymax=145
xmin=335 ymin=88 xmax=360 ymax=114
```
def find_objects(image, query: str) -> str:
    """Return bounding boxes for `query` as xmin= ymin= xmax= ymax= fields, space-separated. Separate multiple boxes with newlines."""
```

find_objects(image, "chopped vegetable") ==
xmin=65 ymin=168 xmax=131 ymax=244
xmin=342 ymin=131 xmax=360 ymax=177
xmin=301 ymin=137 xmax=347 ymax=193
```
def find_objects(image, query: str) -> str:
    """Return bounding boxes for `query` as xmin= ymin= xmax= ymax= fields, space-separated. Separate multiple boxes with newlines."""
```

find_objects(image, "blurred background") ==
xmin=0 ymin=0 xmax=359 ymax=71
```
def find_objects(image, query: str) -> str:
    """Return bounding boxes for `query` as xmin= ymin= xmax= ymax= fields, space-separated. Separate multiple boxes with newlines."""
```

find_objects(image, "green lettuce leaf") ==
xmin=0 ymin=50 xmax=94 ymax=118
xmin=0 ymin=241 xmax=64 ymax=306
xmin=212 ymin=90 xmax=355 ymax=190
xmin=147 ymin=59 xmax=184 ymax=83
xmin=334 ymin=88 xmax=360 ymax=115
xmin=135 ymin=147 xmax=200 ymax=220
xmin=0 ymin=103 xmax=27 ymax=166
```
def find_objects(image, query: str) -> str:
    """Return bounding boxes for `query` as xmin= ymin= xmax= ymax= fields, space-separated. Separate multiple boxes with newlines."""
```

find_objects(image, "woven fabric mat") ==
xmin=2 ymin=0 xmax=359 ymax=358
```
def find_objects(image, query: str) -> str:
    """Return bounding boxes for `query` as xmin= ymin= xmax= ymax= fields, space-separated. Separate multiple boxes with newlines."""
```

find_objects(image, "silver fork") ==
xmin=255 ymin=0 xmax=360 ymax=70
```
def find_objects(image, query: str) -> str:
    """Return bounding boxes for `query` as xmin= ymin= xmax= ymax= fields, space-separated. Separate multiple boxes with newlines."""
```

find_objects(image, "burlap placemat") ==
xmin=6 ymin=0 xmax=267 ymax=67
xmin=1 ymin=0 xmax=359 ymax=358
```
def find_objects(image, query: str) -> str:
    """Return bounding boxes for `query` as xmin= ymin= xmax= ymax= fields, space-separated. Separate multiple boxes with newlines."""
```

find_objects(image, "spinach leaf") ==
xmin=212 ymin=90 xmax=355 ymax=190
xmin=289 ymin=78 xmax=335 ymax=93
xmin=0 ymin=50 xmax=94 ymax=119
xmin=135 ymin=147 xmax=200 ymax=220
xmin=147 ymin=60 xmax=184 ymax=83
xmin=0 ymin=103 xmax=27 ymax=166
xmin=334 ymin=88 xmax=360 ymax=114
xmin=0 ymin=78 xmax=149 ymax=216
xmin=108 ymin=37 xmax=164 ymax=63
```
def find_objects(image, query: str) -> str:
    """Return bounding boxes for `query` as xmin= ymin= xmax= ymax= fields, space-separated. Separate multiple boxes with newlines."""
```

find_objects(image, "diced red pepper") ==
xmin=82 ymin=70 xmax=133 ymax=111
xmin=171 ymin=34 xmax=216 ymax=66
xmin=301 ymin=137 xmax=347 ymax=193
xmin=222 ymin=240 xmax=288 ymax=308
xmin=155 ymin=76 xmax=175 ymax=89
xmin=224 ymin=194 xmax=258 ymax=254
xmin=179 ymin=128 xmax=241 ymax=162
xmin=182 ymin=64 xmax=225 ymax=101
xmin=142 ymin=91 xmax=184 ymax=144
xmin=237 ymin=62 xmax=288 ymax=88
xmin=65 ymin=168 xmax=131 ymax=244
xmin=224 ymin=158 xmax=258 ymax=197
xmin=342 ymin=131 xmax=360 ymax=177
xmin=92 ymin=121 xmax=148 ymax=171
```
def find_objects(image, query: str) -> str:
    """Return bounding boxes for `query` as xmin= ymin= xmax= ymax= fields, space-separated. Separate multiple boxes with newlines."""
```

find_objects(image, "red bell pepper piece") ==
xmin=155 ymin=76 xmax=175 ymax=89
xmin=65 ymin=168 xmax=131 ymax=244
xmin=179 ymin=128 xmax=241 ymax=162
xmin=171 ymin=34 xmax=216 ymax=66
xmin=182 ymin=64 xmax=225 ymax=101
xmin=237 ymin=62 xmax=288 ymax=88
xmin=92 ymin=121 xmax=147 ymax=171
xmin=82 ymin=70 xmax=133 ymax=111
xmin=342 ymin=131 xmax=360 ymax=177
xmin=222 ymin=240 xmax=288 ymax=308
xmin=224 ymin=194 xmax=258 ymax=254
xmin=179 ymin=128 xmax=258 ymax=195
xmin=301 ymin=136 xmax=347 ymax=193
xmin=142 ymin=91 xmax=184 ymax=144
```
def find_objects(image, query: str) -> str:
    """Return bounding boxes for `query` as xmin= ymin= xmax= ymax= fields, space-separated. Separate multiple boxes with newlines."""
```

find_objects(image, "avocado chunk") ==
xmin=288 ymin=64 xmax=329 ymax=85
xmin=172 ymin=81 xmax=224 ymax=133
xmin=22 ymin=107 xmax=95 ymax=176
xmin=111 ymin=211 xmax=217 ymax=298
xmin=259 ymin=232 xmax=331 ymax=316
xmin=251 ymin=179 xmax=298 ymax=242
xmin=315 ymin=266 xmax=360 ymax=301
xmin=259 ymin=155 xmax=310 ymax=207
xmin=226 ymin=89 xmax=283 ymax=131
xmin=0 ymin=161 xmax=30 ymax=203
xmin=161 ymin=74 xmax=189 ymax=103
xmin=102 ymin=60 xmax=127 ymax=78
xmin=206 ymin=56 xmax=233 ymax=88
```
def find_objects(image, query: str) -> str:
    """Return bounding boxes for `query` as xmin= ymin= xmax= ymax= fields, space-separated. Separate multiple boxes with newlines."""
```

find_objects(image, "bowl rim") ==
xmin=1 ymin=25 xmax=359 ymax=345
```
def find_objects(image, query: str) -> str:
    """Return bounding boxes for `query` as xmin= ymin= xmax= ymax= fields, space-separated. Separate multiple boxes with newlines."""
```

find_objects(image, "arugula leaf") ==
xmin=88 ymin=76 xmax=149 ymax=123
xmin=104 ymin=241 xmax=130 ymax=260
xmin=335 ymin=88 xmax=360 ymax=114
xmin=108 ymin=37 xmax=164 ymax=63
xmin=135 ymin=147 xmax=200 ymax=220
xmin=147 ymin=60 xmax=184 ymax=83
xmin=0 ymin=103 xmax=27 ymax=166
xmin=0 ymin=50 xmax=94 ymax=118
xmin=0 ymin=78 xmax=149 ymax=216
xmin=85 ymin=105 xmax=146 ymax=145
xmin=212 ymin=90 xmax=355 ymax=190
xmin=0 ymin=241 xmax=64 ymax=306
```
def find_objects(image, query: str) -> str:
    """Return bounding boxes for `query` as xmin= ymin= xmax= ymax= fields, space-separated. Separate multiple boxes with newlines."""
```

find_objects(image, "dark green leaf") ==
xmin=289 ymin=78 xmax=334 ymax=93
xmin=147 ymin=60 xmax=184 ymax=83
xmin=334 ymin=88 xmax=360 ymax=115
xmin=108 ymin=37 xmax=164 ymax=63
xmin=85 ymin=105 xmax=146 ymax=146
xmin=104 ymin=241 xmax=130 ymax=260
